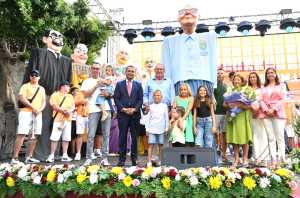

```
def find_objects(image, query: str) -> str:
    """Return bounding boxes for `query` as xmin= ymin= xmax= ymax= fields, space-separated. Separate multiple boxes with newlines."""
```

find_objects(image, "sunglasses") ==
xmin=30 ymin=74 xmax=39 ymax=77
xmin=178 ymin=8 xmax=198 ymax=17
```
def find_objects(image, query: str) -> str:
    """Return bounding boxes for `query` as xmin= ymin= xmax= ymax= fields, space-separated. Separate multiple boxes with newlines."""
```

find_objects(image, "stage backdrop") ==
xmin=130 ymin=32 xmax=300 ymax=80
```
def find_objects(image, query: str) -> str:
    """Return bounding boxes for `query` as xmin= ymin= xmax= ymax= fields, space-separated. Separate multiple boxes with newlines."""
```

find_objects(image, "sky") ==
xmin=99 ymin=0 xmax=299 ymax=23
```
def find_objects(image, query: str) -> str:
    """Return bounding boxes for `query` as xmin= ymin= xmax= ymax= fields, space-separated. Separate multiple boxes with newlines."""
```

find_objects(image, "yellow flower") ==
xmin=209 ymin=176 xmax=222 ymax=190
xmin=111 ymin=167 xmax=123 ymax=175
xmin=87 ymin=165 xmax=100 ymax=173
xmin=275 ymin=168 xmax=292 ymax=178
xmin=161 ymin=177 xmax=171 ymax=190
xmin=144 ymin=166 xmax=154 ymax=176
xmin=123 ymin=176 xmax=133 ymax=187
xmin=6 ymin=176 xmax=15 ymax=187
xmin=47 ymin=169 xmax=56 ymax=182
xmin=243 ymin=176 xmax=256 ymax=190
xmin=76 ymin=173 xmax=87 ymax=184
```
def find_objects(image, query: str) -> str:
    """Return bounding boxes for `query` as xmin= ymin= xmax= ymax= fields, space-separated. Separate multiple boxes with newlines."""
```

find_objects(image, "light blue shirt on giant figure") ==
xmin=162 ymin=32 xmax=218 ymax=87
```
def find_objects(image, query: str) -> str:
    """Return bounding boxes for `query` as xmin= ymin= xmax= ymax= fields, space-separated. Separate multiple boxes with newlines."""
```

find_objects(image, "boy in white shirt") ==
xmin=145 ymin=90 xmax=169 ymax=167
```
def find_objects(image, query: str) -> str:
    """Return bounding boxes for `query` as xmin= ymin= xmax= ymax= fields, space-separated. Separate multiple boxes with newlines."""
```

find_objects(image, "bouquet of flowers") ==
xmin=224 ymin=86 xmax=256 ymax=121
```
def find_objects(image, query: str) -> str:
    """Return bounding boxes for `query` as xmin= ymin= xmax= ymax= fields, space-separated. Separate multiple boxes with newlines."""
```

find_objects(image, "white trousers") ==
xmin=251 ymin=118 xmax=270 ymax=162
xmin=263 ymin=118 xmax=286 ymax=161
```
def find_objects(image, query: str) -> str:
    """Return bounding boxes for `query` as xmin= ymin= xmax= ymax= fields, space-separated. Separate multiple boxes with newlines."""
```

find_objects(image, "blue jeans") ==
xmin=100 ymin=111 xmax=111 ymax=158
xmin=86 ymin=112 xmax=101 ymax=159
xmin=195 ymin=116 xmax=213 ymax=148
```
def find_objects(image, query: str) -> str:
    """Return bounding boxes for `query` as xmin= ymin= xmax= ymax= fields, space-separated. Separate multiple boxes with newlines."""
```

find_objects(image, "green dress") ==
xmin=175 ymin=96 xmax=194 ymax=143
xmin=226 ymin=109 xmax=253 ymax=145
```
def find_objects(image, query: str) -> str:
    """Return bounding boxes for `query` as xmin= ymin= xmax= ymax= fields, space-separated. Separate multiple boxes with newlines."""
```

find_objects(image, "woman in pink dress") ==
xmin=260 ymin=67 xmax=286 ymax=168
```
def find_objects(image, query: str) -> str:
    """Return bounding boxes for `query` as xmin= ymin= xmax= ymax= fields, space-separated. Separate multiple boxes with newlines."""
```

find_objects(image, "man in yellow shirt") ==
xmin=11 ymin=69 xmax=46 ymax=164
xmin=46 ymin=81 xmax=75 ymax=163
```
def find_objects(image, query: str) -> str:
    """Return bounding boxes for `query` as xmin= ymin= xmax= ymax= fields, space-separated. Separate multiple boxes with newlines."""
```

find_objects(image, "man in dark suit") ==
xmin=114 ymin=65 xmax=143 ymax=166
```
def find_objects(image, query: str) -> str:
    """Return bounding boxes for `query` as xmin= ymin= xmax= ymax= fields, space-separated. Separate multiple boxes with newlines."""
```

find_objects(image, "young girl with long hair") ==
xmin=193 ymin=86 xmax=216 ymax=148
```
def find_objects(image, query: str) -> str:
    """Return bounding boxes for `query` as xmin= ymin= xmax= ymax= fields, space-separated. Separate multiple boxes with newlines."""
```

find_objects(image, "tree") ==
xmin=0 ymin=0 xmax=111 ymax=159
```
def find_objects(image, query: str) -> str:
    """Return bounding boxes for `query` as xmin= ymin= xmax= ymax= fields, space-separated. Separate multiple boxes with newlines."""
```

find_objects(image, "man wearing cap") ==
xmin=11 ymin=69 xmax=46 ymax=164
xmin=162 ymin=5 xmax=217 ymax=96
xmin=23 ymin=29 xmax=72 ymax=161
xmin=46 ymin=81 xmax=75 ymax=163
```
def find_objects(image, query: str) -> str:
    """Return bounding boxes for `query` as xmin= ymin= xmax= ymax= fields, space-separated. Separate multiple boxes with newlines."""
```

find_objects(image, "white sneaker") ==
xmin=61 ymin=155 xmax=72 ymax=162
xmin=11 ymin=158 xmax=20 ymax=164
xmin=25 ymin=157 xmax=40 ymax=164
xmin=74 ymin=153 xmax=81 ymax=161
xmin=90 ymin=153 xmax=97 ymax=160
xmin=100 ymin=158 xmax=110 ymax=166
xmin=46 ymin=155 xmax=54 ymax=163
xmin=94 ymin=150 xmax=102 ymax=158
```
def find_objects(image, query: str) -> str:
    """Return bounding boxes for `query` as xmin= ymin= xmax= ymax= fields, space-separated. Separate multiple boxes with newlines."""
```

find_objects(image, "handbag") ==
xmin=18 ymin=87 xmax=40 ymax=108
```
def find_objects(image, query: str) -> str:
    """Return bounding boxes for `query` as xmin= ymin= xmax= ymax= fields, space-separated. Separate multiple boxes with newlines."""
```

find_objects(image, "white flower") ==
xmin=33 ymin=175 xmax=42 ymax=185
xmin=227 ymin=172 xmax=236 ymax=183
xmin=125 ymin=166 xmax=137 ymax=175
xmin=57 ymin=174 xmax=64 ymax=183
xmin=189 ymin=176 xmax=199 ymax=186
xmin=259 ymin=177 xmax=270 ymax=188
xmin=52 ymin=164 xmax=64 ymax=170
xmin=63 ymin=170 xmax=73 ymax=179
xmin=31 ymin=171 xmax=39 ymax=180
xmin=238 ymin=168 xmax=249 ymax=174
xmin=175 ymin=174 xmax=181 ymax=181
xmin=218 ymin=174 xmax=226 ymax=181
xmin=141 ymin=172 xmax=150 ymax=180
xmin=18 ymin=168 xmax=28 ymax=179
xmin=89 ymin=173 xmax=98 ymax=184
xmin=235 ymin=173 xmax=241 ymax=180
xmin=118 ymin=173 xmax=126 ymax=180
xmin=271 ymin=174 xmax=282 ymax=183
xmin=200 ymin=170 xmax=209 ymax=179
xmin=259 ymin=168 xmax=271 ymax=176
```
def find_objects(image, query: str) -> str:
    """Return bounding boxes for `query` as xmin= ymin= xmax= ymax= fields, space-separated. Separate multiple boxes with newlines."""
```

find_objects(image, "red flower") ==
xmin=255 ymin=168 xmax=263 ymax=176
xmin=3 ymin=171 xmax=14 ymax=179
xmin=239 ymin=171 xmax=245 ymax=177
xmin=108 ymin=178 xmax=115 ymax=186
xmin=219 ymin=170 xmax=225 ymax=176
xmin=41 ymin=176 xmax=47 ymax=184
xmin=63 ymin=164 xmax=68 ymax=169
xmin=32 ymin=165 xmax=39 ymax=172
xmin=134 ymin=169 xmax=144 ymax=176
xmin=168 ymin=168 xmax=177 ymax=177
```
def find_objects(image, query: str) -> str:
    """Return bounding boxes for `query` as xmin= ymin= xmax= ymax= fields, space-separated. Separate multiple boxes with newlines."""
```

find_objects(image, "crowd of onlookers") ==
xmin=11 ymin=63 xmax=300 ymax=168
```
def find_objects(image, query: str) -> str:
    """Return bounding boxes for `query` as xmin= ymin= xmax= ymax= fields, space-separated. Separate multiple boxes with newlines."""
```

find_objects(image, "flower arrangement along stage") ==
xmin=0 ymin=162 xmax=296 ymax=198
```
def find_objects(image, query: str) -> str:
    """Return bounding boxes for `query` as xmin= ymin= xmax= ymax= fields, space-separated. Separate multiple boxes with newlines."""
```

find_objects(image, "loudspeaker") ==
xmin=161 ymin=147 xmax=217 ymax=169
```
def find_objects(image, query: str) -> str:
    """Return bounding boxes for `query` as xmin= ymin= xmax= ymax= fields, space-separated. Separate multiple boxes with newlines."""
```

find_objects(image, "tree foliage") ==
xmin=0 ymin=0 xmax=111 ymax=63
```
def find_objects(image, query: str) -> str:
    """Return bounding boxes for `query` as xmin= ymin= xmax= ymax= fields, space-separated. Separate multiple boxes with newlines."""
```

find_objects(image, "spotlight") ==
xmin=123 ymin=29 xmax=137 ymax=44
xmin=195 ymin=23 xmax=209 ymax=33
xmin=255 ymin=20 xmax=271 ymax=36
xmin=237 ymin=21 xmax=253 ymax=35
xmin=280 ymin=18 xmax=296 ymax=32
xmin=161 ymin=26 xmax=175 ymax=37
xmin=296 ymin=18 xmax=300 ymax=28
xmin=141 ymin=27 xmax=155 ymax=41
xmin=215 ymin=22 xmax=230 ymax=37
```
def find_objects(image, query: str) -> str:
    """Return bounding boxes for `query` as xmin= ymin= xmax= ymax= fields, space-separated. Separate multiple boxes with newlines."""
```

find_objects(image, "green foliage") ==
xmin=0 ymin=0 xmax=111 ymax=63
xmin=294 ymin=116 xmax=300 ymax=136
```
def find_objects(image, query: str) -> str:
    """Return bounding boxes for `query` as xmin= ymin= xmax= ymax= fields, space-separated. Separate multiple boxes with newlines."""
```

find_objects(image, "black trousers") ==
xmin=117 ymin=116 xmax=139 ymax=162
